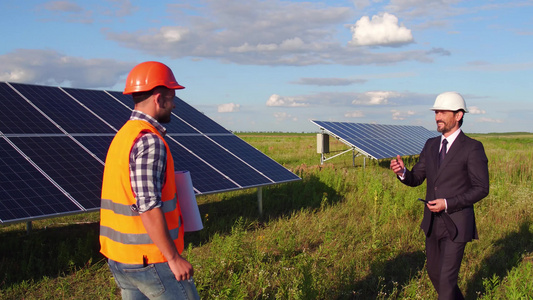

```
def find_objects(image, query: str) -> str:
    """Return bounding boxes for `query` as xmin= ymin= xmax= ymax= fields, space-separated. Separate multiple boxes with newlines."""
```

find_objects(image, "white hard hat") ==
xmin=430 ymin=91 xmax=468 ymax=113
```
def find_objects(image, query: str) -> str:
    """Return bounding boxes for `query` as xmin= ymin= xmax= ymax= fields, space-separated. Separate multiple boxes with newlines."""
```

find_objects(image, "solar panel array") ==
xmin=0 ymin=82 xmax=300 ymax=225
xmin=310 ymin=120 xmax=439 ymax=160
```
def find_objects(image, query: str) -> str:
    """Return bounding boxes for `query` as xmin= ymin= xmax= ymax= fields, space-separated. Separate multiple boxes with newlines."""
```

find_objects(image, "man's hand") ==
xmin=168 ymin=255 xmax=194 ymax=281
xmin=390 ymin=155 xmax=405 ymax=176
xmin=427 ymin=198 xmax=446 ymax=213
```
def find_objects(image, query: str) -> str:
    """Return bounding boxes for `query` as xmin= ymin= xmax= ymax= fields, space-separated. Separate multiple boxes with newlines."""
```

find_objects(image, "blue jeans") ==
xmin=108 ymin=259 xmax=200 ymax=300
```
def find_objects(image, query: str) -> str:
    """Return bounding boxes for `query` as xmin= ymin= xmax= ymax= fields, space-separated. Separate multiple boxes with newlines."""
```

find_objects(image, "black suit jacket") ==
xmin=401 ymin=131 xmax=489 ymax=242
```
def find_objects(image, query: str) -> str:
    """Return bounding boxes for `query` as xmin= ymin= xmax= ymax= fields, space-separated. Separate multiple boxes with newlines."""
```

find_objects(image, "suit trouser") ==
xmin=426 ymin=215 xmax=467 ymax=300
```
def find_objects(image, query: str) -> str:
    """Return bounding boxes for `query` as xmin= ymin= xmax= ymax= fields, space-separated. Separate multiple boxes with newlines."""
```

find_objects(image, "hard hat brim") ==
xmin=123 ymin=82 xmax=185 ymax=95
xmin=430 ymin=107 xmax=469 ymax=113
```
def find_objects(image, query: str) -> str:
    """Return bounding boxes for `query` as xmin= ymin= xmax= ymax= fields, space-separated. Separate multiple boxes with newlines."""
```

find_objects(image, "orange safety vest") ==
xmin=100 ymin=120 xmax=184 ymax=264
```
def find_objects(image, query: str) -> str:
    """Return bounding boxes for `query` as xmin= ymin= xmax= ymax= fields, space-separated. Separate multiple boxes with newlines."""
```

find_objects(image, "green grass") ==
xmin=1 ymin=133 xmax=532 ymax=299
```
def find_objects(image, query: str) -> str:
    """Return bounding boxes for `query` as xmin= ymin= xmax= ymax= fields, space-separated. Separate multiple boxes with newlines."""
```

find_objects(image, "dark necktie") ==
xmin=439 ymin=139 xmax=448 ymax=167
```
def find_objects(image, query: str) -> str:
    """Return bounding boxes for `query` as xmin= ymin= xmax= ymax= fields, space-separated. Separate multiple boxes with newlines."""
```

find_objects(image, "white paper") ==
xmin=174 ymin=170 xmax=203 ymax=232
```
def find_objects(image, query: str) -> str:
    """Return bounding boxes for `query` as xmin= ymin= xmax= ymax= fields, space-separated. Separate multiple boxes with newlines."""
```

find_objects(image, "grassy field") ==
xmin=1 ymin=132 xmax=532 ymax=299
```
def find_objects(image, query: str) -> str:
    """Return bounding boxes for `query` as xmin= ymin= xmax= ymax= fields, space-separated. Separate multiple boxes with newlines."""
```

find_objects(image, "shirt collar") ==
xmin=130 ymin=110 xmax=167 ymax=136
xmin=441 ymin=128 xmax=461 ymax=148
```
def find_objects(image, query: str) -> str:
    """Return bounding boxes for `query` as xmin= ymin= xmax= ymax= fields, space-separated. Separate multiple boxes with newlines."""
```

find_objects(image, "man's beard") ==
xmin=437 ymin=121 xmax=453 ymax=133
xmin=158 ymin=114 xmax=172 ymax=123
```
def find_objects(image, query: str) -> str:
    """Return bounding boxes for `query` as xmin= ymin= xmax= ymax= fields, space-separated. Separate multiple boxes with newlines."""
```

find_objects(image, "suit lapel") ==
xmin=430 ymin=137 xmax=440 ymax=171
xmin=436 ymin=131 xmax=465 ymax=178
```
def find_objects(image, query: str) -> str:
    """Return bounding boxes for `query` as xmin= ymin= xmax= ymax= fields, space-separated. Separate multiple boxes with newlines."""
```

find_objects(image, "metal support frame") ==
xmin=321 ymin=148 xmax=364 ymax=167
xmin=316 ymin=130 xmax=371 ymax=168
xmin=257 ymin=186 xmax=263 ymax=216
xmin=321 ymin=148 xmax=356 ymax=164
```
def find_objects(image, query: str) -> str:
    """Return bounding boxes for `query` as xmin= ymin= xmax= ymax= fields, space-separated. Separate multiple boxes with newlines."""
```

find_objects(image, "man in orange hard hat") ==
xmin=100 ymin=61 xmax=200 ymax=299
xmin=390 ymin=92 xmax=489 ymax=299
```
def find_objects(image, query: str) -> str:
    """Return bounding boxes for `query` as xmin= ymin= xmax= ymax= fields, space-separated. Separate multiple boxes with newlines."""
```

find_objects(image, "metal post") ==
xmin=257 ymin=186 xmax=263 ymax=216
xmin=26 ymin=221 xmax=32 ymax=234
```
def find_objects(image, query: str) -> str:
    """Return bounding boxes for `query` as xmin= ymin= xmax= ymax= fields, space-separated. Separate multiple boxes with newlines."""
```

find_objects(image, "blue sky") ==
xmin=1 ymin=0 xmax=532 ymax=133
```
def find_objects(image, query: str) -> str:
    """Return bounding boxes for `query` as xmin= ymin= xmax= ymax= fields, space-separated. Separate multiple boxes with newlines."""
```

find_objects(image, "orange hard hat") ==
xmin=123 ymin=61 xmax=185 ymax=95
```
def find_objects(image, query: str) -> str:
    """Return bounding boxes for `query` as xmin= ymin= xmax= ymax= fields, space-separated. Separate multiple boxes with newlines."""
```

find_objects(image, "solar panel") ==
xmin=0 ymin=137 xmax=83 ymax=222
xmin=164 ymin=138 xmax=239 ymax=193
xmin=106 ymin=91 xmax=210 ymax=134
xmin=9 ymin=83 xmax=116 ymax=134
xmin=209 ymin=135 xmax=300 ymax=182
xmin=0 ymin=83 xmax=63 ymax=134
xmin=61 ymin=88 xmax=131 ymax=131
xmin=171 ymin=100 xmax=231 ymax=134
xmin=172 ymin=135 xmax=273 ymax=187
xmin=310 ymin=120 xmax=439 ymax=160
xmin=0 ymin=81 xmax=300 ymax=224
xmin=73 ymin=135 xmax=114 ymax=162
xmin=8 ymin=136 xmax=104 ymax=210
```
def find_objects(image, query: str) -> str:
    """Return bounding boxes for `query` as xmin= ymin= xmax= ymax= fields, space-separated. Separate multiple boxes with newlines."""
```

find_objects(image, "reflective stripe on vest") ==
xmin=100 ymin=196 xmax=177 ymax=217
xmin=100 ymin=223 xmax=181 ymax=245
xmin=100 ymin=196 xmax=180 ymax=245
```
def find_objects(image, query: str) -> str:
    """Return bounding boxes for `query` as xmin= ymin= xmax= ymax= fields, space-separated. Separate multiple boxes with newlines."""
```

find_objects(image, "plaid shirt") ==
xmin=129 ymin=110 xmax=167 ymax=213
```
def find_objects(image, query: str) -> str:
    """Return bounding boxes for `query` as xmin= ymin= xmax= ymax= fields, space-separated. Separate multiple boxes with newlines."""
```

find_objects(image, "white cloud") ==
xmin=292 ymin=77 xmax=367 ymax=86
xmin=0 ymin=49 xmax=131 ymax=89
xmin=230 ymin=37 xmax=306 ymax=53
xmin=349 ymin=13 xmax=414 ymax=46
xmin=477 ymin=117 xmax=503 ymax=123
xmin=385 ymin=0 xmax=464 ymax=19
xmin=468 ymin=106 xmax=486 ymax=114
xmin=218 ymin=103 xmax=241 ymax=113
xmin=352 ymin=91 xmax=400 ymax=105
xmin=460 ymin=61 xmax=533 ymax=72
xmin=43 ymin=1 xmax=83 ymax=12
xmin=104 ymin=1 xmax=440 ymax=66
xmin=266 ymin=94 xmax=308 ymax=107
xmin=345 ymin=111 xmax=365 ymax=118
xmin=391 ymin=109 xmax=415 ymax=120
xmin=352 ymin=0 xmax=372 ymax=9
xmin=273 ymin=112 xmax=298 ymax=122
xmin=161 ymin=26 xmax=190 ymax=43
xmin=106 ymin=0 xmax=138 ymax=17
xmin=38 ymin=0 xmax=93 ymax=23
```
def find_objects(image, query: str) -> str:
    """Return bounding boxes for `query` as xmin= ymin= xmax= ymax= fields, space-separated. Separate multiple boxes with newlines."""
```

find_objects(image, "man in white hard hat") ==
xmin=390 ymin=92 xmax=489 ymax=299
